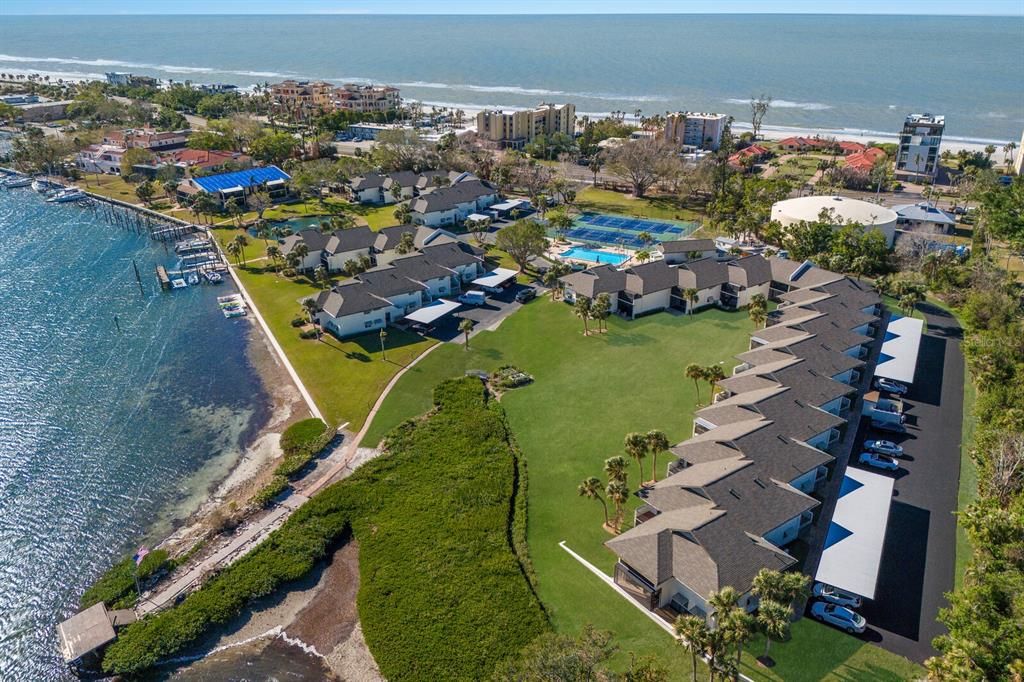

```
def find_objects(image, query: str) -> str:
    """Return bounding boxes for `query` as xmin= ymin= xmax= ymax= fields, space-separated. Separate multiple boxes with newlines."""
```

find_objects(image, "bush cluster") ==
xmin=80 ymin=549 xmax=170 ymax=610
xmin=275 ymin=418 xmax=332 ymax=479
xmin=100 ymin=378 xmax=548 ymax=678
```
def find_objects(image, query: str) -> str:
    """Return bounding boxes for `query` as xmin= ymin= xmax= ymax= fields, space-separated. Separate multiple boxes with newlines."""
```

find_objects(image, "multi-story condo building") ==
xmin=271 ymin=80 xmax=400 ymax=118
xmin=475 ymin=102 xmax=576 ymax=149
xmin=329 ymin=83 xmax=401 ymax=114
xmin=663 ymin=112 xmax=728 ymax=151
xmin=895 ymin=113 xmax=944 ymax=182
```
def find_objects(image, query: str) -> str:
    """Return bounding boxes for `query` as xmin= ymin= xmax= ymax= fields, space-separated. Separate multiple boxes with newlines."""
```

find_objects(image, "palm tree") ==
xmin=293 ymin=242 xmax=310 ymax=271
xmin=705 ymin=365 xmax=726 ymax=403
xmin=231 ymin=233 xmax=249 ymax=267
xmin=315 ymin=264 xmax=330 ymax=290
xmin=636 ymin=249 xmax=651 ymax=263
xmin=751 ymin=568 xmax=790 ymax=605
xmin=396 ymin=231 xmax=416 ymax=255
xmin=394 ymin=203 xmax=412 ymax=223
xmin=458 ymin=318 xmax=474 ymax=348
xmin=603 ymin=455 xmax=628 ymax=485
xmin=674 ymin=614 xmax=709 ymax=682
xmin=756 ymin=599 xmax=791 ymax=662
xmin=686 ymin=363 xmax=704 ymax=405
xmin=284 ymin=251 xmax=300 ymax=273
xmin=605 ymin=480 xmax=629 ymax=532
xmin=721 ymin=608 xmax=756 ymax=680
xmin=266 ymin=244 xmax=281 ymax=273
xmin=637 ymin=230 xmax=654 ymax=247
xmin=708 ymin=586 xmax=741 ymax=679
xmin=748 ymin=306 xmax=767 ymax=329
xmin=624 ymin=432 xmax=648 ymax=485
xmin=225 ymin=240 xmax=243 ymax=266
xmin=645 ymin=430 xmax=670 ymax=483
xmin=301 ymin=297 xmax=319 ymax=324
xmin=684 ymin=288 xmax=699 ymax=315
xmin=574 ymin=296 xmax=592 ymax=335
xmin=592 ymin=293 xmax=612 ymax=333
xmin=577 ymin=476 xmax=609 ymax=528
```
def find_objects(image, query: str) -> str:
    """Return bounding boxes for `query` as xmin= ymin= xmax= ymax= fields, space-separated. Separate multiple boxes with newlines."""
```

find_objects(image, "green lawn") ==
xmin=576 ymin=187 xmax=703 ymax=223
xmin=234 ymin=266 xmax=434 ymax=427
xmin=351 ymin=203 xmax=401 ymax=230
xmin=772 ymin=156 xmax=824 ymax=184
xmin=81 ymin=173 xmax=144 ymax=203
xmin=363 ymin=299 xmax=921 ymax=679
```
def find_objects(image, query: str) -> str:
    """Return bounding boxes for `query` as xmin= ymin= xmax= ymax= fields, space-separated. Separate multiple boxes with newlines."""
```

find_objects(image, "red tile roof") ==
xmin=844 ymin=147 xmax=887 ymax=173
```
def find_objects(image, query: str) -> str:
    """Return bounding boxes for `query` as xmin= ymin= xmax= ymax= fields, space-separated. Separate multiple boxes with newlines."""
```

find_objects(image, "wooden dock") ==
xmin=155 ymin=265 xmax=171 ymax=291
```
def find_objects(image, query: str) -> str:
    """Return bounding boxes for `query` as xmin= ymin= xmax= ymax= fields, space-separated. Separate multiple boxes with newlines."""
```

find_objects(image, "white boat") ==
xmin=3 ymin=175 xmax=32 ymax=188
xmin=46 ymin=187 xmax=87 ymax=203
xmin=171 ymin=278 xmax=187 ymax=289
xmin=31 ymin=179 xmax=53 ymax=192
xmin=204 ymin=271 xmax=223 ymax=284
xmin=187 ymin=273 xmax=200 ymax=285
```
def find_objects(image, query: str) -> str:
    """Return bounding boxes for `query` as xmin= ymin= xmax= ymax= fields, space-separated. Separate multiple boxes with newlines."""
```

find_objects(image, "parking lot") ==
xmin=413 ymin=281 xmax=535 ymax=343
xmin=821 ymin=306 xmax=964 ymax=662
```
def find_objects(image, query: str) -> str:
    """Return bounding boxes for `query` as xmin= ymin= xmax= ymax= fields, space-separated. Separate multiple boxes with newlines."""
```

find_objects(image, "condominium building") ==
xmin=475 ymin=102 xmax=576 ymax=149
xmin=663 ymin=112 xmax=728 ymax=151
xmin=270 ymin=80 xmax=400 ymax=118
xmin=895 ymin=113 xmax=944 ymax=182
xmin=330 ymin=83 xmax=401 ymax=113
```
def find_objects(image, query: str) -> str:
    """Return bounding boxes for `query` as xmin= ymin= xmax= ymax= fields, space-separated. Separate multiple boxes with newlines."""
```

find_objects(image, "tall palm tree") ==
xmin=709 ymin=586 xmax=741 ymax=627
xmin=592 ymin=293 xmax=612 ymax=333
xmin=721 ymin=608 xmax=756 ymax=680
xmin=574 ymin=296 xmax=592 ymax=335
xmin=751 ymin=568 xmax=789 ymax=605
xmin=577 ymin=476 xmax=609 ymax=528
xmin=294 ymin=243 xmax=310 ymax=271
xmin=674 ymin=614 xmax=709 ymax=682
xmin=458 ymin=318 xmax=474 ymax=349
xmin=757 ymin=599 xmax=791 ymax=662
xmin=231 ymin=233 xmax=249 ymax=267
xmin=603 ymin=455 xmax=628 ymax=485
xmin=315 ymin=265 xmax=331 ymax=290
xmin=684 ymin=288 xmax=699 ymax=315
xmin=686 ymin=363 xmax=704 ymax=404
xmin=605 ymin=480 xmax=629 ymax=532
xmin=748 ymin=306 xmax=767 ymax=329
xmin=266 ymin=244 xmax=281 ymax=273
xmin=624 ymin=432 xmax=648 ymax=485
xmin=645 ymin=430 xmax=670 ymax=483
xmin=705 ymin=365 xmax=726 ymax=403
xmin=225 ymin=240 xmax=242 ymax=266
xmin=301 ymin=297 xmax=319 ymax=324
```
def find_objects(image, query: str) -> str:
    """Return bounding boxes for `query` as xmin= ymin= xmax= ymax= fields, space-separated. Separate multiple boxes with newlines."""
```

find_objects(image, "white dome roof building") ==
xmin=770 ymin=195 xmax=898 ymax=246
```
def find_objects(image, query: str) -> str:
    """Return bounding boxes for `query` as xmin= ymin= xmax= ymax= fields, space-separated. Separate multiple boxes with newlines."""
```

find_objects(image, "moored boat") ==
xmin=46 ymin=188 xmax=87 ymax=203
xmin=2 ymin=175 xmax=32 ymax=188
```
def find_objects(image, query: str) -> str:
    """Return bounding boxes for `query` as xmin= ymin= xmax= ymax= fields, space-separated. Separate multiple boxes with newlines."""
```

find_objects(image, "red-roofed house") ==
xmin=164 ymin=149 xmax=252 ymax=173
xmin=102 ymin=128 xmax=189 ymax=151
xmin=845 ymin=147 xmax=887 ymax=174
xmin=838 ymin=141 xmax=867 ymax=155
xmin=777 ymin=136 xmax=834 ymax=152
xmin=729 ymin=144 xmax=771 ymax=168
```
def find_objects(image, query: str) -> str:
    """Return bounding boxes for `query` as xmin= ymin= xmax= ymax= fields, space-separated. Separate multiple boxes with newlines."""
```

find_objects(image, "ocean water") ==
xmin=0 ymin=188 xmax=271 ymax=679
xmin=0 ymin=14 xmax=1022 ymax=142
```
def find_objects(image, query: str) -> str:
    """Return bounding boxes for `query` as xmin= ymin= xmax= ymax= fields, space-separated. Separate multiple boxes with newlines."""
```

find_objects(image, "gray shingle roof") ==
xmin=658 ymin=238 xmax=717 ymax=254
xmin=373 ymin=224 xmax=417 ymax=251
xmin=350 ymin=172 xmax=385 ymax=191
xmin=382 ymin=170 xmax=420 ymax=190
xmin=624 ymin=261 xmax=678 ymax=295
xmin=324 ymin=226 xmax=377 ymax=254
xmin=418 ymin=241 xmax=484 ymax=268
xmin=678 ymin=258 xmax=729 ymax=290
xmin=282 ymin=229 xmax=329 ymax=255
xmin=316 ymin=281 xmax=391 ymax=317
xmin=560 ymin=264 xmax=628 ymax=299
xmin=410 ymin=179 xmax=496 ymax=214
xmin=728 ymin=255 xmax=773 ymax=287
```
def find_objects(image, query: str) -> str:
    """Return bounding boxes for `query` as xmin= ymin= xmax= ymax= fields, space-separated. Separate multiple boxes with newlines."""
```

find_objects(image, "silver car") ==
xmin=812 ymin=583 xmax=863 ymax=609
xmin=865 ymin=440 xmax=904 ymax=457
xmin=859 ymin=452 xmax=899 ymax=471
xmin=811 ymin=601 xmax=867 ymax=633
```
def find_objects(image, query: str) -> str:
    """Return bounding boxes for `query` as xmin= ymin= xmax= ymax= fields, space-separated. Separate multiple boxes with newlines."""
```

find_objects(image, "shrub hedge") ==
xmin=80 ymin=549 xmax=170 ymax=610
xmin=100 ymin=378 xmax=548 ymax=678
xmin=276 ymin=418 xmax=331 ymax=479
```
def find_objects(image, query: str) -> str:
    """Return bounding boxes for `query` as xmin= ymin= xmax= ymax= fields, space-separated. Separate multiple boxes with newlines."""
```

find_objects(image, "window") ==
xmin=364 ymin=321 xmax=374 ymax=329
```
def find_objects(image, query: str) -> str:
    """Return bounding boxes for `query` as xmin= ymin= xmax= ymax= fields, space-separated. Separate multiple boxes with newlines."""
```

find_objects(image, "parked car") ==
xmin=812 ymin=583 xmax=863 ymax=609
xmin=872 ymin=420 xmax=907 ymax=434
xmin=865 ymin=440 xmax=904 ymax=457
xmin=811 ymin=601 xmax=867 ymax=634
xmin=514 ymin=287 xmax=536 ymax=303
xmin=458 ymin=291 xmax=487 ymax=306
xmin=874 ymin=377 xmax=908 ymax=395
xmin=859 ymin=451 xmax=899 ymax=471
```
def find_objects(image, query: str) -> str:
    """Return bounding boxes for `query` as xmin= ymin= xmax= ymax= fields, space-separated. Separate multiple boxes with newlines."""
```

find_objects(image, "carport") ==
xmin=875 ymin=315 xmax=924 ymax=384
xmin=401 ymin=298 xmax=461 ymax=327
xmin=815 ymin=467 xmax=895 ymax=600
xmin=472 ymin=268 xmax=518 ymax=293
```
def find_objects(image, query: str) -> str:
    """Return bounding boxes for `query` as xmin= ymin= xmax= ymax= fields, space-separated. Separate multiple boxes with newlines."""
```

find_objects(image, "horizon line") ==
xmin=2 ymin=11 xmax=1022 ymax=17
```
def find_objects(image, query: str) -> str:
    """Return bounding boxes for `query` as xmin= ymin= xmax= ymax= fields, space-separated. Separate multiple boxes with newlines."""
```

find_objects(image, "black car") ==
xmin=871 ymin=420 xmax=907 ymax=434
xmin=515 ymin=288 xmax=537 ymax=303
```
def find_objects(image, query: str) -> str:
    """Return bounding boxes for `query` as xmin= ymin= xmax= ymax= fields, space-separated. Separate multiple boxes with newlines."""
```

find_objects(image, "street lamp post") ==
xmin=379 ymin=328 xmax=387 ymax=361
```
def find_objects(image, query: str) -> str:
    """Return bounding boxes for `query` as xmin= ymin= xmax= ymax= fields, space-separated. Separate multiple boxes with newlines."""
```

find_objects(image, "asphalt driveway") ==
xmin=840 ymin=306 xmax=965 ymax=662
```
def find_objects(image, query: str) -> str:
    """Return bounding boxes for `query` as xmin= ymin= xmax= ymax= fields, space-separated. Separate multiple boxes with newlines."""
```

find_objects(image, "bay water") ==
xmin=0 ymin=188 xmax=271 ymax=679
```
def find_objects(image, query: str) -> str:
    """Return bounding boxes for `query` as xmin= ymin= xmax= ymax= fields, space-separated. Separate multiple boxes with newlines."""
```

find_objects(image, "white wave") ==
xmin=0 ymin=67 xmax=107 ymax=81
xmin=725 ymin=97 xmax=832 ymax=111
xmin=982 ymin=111 xmax=1008 ymax=119
xmin=0 ymin=53 xmax=148 ymax=68
xmin=394 ymin=80 xmax=453 ymax=89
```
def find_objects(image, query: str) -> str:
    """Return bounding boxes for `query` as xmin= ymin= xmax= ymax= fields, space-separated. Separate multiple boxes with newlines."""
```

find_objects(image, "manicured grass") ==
xmin=80 ymin=173 xmax=144 ymax=203
xmin=235 ymin=266 xmax=434 ymax=428
xmin=773 ymin=155 xmax=824 ymax=183
xmin=363 ymin=299 xmax=922 ymax=679
xmin=211 ymin=226 xmax=270 ymax=263
xmin=740 ymin=620 xmax=925 ymax=681
xmin=576 ymin=187 xmax=703 ymax=223
xmin=351 ymin=203 xmax=401 ymax=230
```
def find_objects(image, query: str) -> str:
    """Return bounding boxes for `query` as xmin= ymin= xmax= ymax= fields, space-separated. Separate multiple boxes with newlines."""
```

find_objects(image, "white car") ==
xmin=458 ymin=291 xmax=486 ymax=306
xmin=865 ymin=440 xmax=904 ymax=457
xmin=874 ymin=377 xmax=908 ymax=395
xmin=812 ymin=583 xmax=863 ymax=609
xmin=811 ymin=601 xmax=867 ymax=634
xmin=859 ymin=451 xmax=899 ymax=471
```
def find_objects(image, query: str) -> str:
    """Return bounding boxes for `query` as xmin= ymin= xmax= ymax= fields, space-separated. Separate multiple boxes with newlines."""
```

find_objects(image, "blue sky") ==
xmin=3 ymin=0 xmax=1022 ymax=15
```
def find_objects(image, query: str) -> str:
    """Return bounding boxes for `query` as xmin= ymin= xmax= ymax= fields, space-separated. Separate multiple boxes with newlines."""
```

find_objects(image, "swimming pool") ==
xmin=559 ymin=246 xmax=629 ymax=265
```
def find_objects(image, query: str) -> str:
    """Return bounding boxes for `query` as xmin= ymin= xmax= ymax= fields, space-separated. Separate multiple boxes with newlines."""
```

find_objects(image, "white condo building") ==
xmin=663 ymin=112 xmax=728 ymax=151
xmin=896 ymin=113 xmax=944 ymax=182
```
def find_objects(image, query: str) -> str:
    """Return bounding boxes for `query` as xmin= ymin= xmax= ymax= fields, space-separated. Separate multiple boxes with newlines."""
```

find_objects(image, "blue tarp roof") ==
xmin=193 ymin=166 xmax=290 ymax=193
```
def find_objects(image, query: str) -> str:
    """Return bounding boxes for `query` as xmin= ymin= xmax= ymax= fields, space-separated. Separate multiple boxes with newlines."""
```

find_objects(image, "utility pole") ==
xmin=379 ymin=328 xmax=388 ymax=361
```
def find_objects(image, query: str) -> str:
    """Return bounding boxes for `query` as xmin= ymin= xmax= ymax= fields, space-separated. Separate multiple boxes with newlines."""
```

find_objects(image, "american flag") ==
xmin=133 ymin=546 xmax=150 ymax=566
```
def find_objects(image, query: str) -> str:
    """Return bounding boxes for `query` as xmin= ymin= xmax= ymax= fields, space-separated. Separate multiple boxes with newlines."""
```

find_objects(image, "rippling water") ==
xmin=0 ymin=188 xmax=270 ymax=679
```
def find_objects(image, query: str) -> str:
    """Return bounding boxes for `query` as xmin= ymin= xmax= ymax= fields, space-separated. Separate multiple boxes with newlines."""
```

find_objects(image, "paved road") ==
xmin=840 ymin=305 xmax=965 ymax=662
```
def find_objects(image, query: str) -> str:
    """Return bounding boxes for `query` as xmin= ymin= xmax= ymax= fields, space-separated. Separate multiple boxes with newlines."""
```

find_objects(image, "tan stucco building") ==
xmin=475 ymin=102 xmax=576 ymax=148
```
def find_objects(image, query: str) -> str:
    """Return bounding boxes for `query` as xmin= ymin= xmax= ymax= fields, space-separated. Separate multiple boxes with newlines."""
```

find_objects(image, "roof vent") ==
xmin=729 ymin=488 xmax=741 ymax=499
xmin=754 ymin=478 xmax=766 ymax=488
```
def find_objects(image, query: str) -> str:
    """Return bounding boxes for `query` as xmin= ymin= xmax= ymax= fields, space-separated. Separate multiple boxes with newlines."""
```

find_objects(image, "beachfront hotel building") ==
xmin=270 ymin=80 xmax=400 ymax=119
xmin=663 ymin=112 xmax=728 ymax=151
xmin=895 ymin=113 xmax=944 ymax=183
xmin=475 ymin=102 xmax=576 ymax=149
